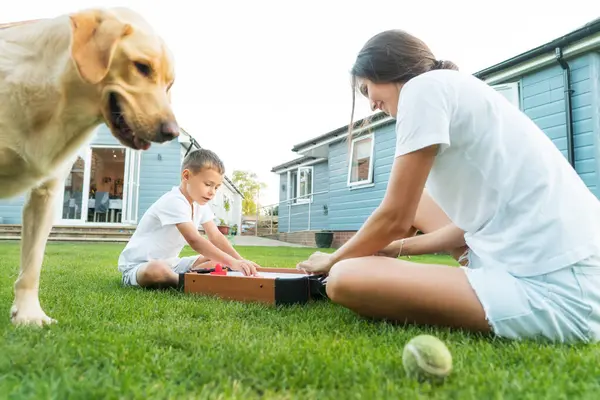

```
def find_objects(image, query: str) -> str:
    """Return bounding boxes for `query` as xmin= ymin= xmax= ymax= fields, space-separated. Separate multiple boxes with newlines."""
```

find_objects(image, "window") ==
xmin=223 ymin=193 xmax=231 ymax=212
xmin=288 ymin=166 xmax=313 ymax=203
xmin=347 ymin=134 xmax=374 ymax=187
xmin=492 ymin=82 xmax=520 ymax=109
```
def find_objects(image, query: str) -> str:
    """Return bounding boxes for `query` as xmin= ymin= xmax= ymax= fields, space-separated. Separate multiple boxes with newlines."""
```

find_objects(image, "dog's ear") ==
xmin=69 ymin=10 xmax=133 ymax=84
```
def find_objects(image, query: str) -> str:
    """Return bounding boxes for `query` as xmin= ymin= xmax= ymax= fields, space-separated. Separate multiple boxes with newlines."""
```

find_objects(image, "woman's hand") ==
xmin=374 ymin=241 xmax=415 ymax=260
xmin=296 ymin=251 xmax=335 ymax=275
xmin=374 ymin=243 xmax=401 ymax=258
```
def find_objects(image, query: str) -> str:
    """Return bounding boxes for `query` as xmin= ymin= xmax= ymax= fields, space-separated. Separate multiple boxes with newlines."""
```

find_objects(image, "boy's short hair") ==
xmin=182 ymin=148 xmax=225 ymax=175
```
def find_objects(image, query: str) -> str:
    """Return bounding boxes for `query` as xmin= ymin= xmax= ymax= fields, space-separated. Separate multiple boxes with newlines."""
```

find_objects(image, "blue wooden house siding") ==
xmin=0 ymin=194 xmax=22 ymax=224
xmin=275 ymin=123 xmax=396 ymax=233
xmin=137 ymin=137 xmax=182 ymax=219
xmin=0 ymin=124 xmax=182 ymax=224
xmin=278 ymin=161 xmax=330 ymax=232
xmin=273 ymin=37 xmax=600 ymax=234
xmin=518 ymin=53 xmax=600 ymax=197
xmin=327 ymin=124 xmax=395 ymax=231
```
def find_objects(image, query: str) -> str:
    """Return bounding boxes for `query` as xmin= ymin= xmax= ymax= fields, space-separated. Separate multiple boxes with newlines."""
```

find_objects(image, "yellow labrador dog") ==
xmin=0 ymin=7 xmax=179 ymax=327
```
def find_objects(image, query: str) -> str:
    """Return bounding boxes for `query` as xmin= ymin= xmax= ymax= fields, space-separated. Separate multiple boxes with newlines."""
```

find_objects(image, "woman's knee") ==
xmin=326 ymin=259 xmax=365 ymax=304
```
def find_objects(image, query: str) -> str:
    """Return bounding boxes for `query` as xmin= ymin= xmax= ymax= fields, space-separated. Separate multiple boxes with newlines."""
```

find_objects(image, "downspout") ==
xmin=555 ymin=47 xmax=575 ymax=168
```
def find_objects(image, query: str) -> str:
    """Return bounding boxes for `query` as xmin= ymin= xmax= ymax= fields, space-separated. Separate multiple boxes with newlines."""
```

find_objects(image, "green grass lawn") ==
xmin=1 ymin=241 xmax=599 ymax=399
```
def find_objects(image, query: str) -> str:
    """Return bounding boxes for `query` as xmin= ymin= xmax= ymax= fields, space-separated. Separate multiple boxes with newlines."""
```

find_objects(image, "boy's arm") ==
xmin=203 ymin=220 xmax=243 ymax=260
xmin=176 ymin=222 xmax=239 ymax=266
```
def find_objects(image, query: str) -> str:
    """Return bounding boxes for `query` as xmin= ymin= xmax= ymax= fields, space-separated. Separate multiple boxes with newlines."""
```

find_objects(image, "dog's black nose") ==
xmin=157 ymin=121 xmax=180 ymax=141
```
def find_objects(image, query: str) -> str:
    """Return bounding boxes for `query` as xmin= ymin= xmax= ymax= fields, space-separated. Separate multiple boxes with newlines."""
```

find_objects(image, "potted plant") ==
xmin=231 ymin=224 xmax=238 ymax=236
xmin=224 ymin=198 xmax=231 ymax=212
xmin=314 ymin=230 xmax=334 ymax=248
xmin=217 ymin=218 xmax=230 ymax=235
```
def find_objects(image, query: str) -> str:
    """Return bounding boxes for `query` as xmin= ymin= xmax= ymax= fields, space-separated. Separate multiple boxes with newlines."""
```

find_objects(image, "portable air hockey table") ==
xmin=178 ymin=264 xmax=328 ymax=306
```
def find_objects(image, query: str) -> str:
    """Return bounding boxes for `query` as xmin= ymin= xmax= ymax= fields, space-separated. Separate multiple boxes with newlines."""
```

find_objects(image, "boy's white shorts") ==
xmin=121 ymin=256 xmax=200 ymax=287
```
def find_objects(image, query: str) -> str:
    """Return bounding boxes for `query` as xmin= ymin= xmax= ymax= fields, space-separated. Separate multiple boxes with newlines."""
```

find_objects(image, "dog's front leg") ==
xmin=11 ymin=178 xmax=60 ymax=327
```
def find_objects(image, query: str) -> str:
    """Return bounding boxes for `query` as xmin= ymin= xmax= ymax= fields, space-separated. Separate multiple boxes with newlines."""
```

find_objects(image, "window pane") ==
xmin=299 ymin=173 xmax=306 ymax=198
xmin=493 ymin=83 xmax=520 ymax=108
xmin=290 ymin=171 xmax=298 ymax=199
xmin=305 ymin=169 xmax=312 ymax=195
xmin=350 ymin=137 xmax=372 ymax=183
xmin=299 ymin=168 xmax=312 ymax=198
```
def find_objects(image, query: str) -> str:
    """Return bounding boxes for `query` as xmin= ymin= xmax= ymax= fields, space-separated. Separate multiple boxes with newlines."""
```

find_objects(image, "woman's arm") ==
xmin=328 ymin=144 xmax=439 ymax=265
xmin=297 ymin=76 xmax=454 ymax=274
xmin=381 ymin=223 xmax=466 ymax=257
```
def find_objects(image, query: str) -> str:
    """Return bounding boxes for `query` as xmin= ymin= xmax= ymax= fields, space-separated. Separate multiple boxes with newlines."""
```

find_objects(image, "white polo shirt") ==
xmin=394 ymin=69 xmax=600 ymax=277
xmin=118 ymin=186 xmax=215 ymax=272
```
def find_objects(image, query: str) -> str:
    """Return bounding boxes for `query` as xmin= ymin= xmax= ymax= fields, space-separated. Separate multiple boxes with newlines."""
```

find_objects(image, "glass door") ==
xmin=122 ymin=149 xmax=141 ymax=224
xmin=57 ymin=148 xmax=91 ymax=224
xmin=86 ymin=146 xmax=126 ymax=223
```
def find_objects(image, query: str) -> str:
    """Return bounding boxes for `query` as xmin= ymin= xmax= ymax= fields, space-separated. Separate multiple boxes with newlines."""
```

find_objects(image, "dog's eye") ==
xmin=134 ymin=61 xmax=152 ymax=77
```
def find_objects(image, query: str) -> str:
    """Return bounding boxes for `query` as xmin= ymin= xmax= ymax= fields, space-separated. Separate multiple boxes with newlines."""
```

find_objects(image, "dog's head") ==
xmin=69 ymin=8 xmax=178 ymax=150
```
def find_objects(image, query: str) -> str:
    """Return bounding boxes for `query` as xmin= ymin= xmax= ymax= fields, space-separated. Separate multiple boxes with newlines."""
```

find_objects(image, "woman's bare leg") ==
xmin=326 ymin=256 xmax=489 ymax=333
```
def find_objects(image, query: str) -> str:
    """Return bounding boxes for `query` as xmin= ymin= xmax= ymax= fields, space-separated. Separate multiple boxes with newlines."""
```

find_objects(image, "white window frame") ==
xmin=288 ymin=166 xmax=314 ymax=204
xmin=347 ymin=133 xmax=375 ymax=188
xmin=492 ymin=81 xmax=520 ymax=109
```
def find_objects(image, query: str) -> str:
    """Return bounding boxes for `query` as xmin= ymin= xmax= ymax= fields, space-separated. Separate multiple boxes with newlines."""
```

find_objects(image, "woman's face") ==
xmin=357 ymin=77 xmax=402 ymax=118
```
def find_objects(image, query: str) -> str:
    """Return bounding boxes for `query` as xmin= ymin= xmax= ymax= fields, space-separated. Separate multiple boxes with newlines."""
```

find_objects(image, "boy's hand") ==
xmin=231 ymin=259 xmax=259 ymax=276
xmin=249 ymin=261 xmax=262 ymax=272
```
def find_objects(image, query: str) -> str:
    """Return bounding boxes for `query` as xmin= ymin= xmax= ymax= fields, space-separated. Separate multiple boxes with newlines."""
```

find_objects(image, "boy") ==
xmin=118 ymin=148 xmax=260 ymax=288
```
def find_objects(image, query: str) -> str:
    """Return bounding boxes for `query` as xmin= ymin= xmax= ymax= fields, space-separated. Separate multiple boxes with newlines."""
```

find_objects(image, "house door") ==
xmin=56 ymin=147 xmax=92 ymax=225
xmin=86 ymin=146 xmax=126 ymax=224
xmin=122 ymin=149 xmax=141 ymax=224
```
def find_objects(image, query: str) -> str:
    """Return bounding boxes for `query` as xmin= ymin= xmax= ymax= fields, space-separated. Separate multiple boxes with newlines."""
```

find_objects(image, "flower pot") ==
xmin=315 ymin=231 xmax=334 ymax=248
xmin=218 ymin=225 xmax=230 ymax=235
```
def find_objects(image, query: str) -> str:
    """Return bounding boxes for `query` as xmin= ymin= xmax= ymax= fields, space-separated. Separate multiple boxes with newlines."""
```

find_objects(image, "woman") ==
xmin=296 ymin=30 xmax=600 ymax=343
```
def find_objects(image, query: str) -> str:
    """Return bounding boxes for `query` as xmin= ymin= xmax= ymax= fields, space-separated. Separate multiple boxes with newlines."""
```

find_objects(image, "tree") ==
xmin=231 ymin=170 xmax=267 ymax=216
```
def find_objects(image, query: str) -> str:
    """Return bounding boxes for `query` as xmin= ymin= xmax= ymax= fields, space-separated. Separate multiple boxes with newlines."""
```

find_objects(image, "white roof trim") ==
xmin=273 ymin=157 xmax=328 ymax=174
xmin=482 ymin=32 xmax=600 ymax=85
xmin=295 ymin=116 xmax=394 ymax=156
xmin=223 ymin=178 xmax=241 ymax=196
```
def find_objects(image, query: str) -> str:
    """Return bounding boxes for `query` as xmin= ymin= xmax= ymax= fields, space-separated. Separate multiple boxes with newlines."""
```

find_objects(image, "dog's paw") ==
xmin=10 ymin=290 xmax=57 ymax=327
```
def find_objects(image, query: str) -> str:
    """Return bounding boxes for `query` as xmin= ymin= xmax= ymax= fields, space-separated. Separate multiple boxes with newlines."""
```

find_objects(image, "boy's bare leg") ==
xmin=135 ymin=261 xmax=179 ymax=288
xmin=134 ymin=255 xmax=222 ymax=289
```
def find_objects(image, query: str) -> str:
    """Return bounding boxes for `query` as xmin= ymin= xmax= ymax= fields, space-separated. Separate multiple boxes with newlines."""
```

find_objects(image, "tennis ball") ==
xmin=402 ymin=334 xmax=453 ymax=383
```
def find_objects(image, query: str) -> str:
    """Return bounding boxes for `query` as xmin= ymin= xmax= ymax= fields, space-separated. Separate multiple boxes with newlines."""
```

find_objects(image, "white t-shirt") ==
xmin=118 ymin=186 xmax=215 ymax=271
xmin=394 ymin=69 xmax=600 ymax=277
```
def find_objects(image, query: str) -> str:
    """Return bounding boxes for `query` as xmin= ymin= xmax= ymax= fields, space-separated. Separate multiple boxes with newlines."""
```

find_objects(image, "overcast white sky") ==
xmin=2 ymin=1 xmax=599 ymax=205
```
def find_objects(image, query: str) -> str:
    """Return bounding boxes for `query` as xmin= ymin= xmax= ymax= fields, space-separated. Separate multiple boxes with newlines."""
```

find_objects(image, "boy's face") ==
xmin=182 ymin=167 xmax=223 ymax=205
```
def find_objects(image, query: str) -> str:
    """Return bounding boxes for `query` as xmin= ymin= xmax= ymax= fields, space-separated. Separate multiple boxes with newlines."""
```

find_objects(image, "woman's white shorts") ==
xmin=463 ymin=253 xmax=600 ymax=343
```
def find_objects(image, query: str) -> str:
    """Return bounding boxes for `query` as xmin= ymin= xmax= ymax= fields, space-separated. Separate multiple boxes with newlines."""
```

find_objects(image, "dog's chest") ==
xmin=0 ymin=122 xmax=97 ymax=198
xmin=31 ymin=123 xmax=96 ymax=170
xmin=0 ymin=146 xmax=44 ymax=198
